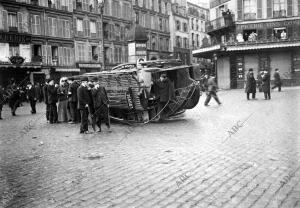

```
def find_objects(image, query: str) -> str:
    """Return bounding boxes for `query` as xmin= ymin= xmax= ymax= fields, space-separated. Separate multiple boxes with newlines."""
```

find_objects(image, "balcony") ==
xmin=273 ymin=10 xmax=286 ymax=18
xmin=244 ymin=13 xmax=256 ymax=20
xmin=206 ymin=13 xmax=235 ymax=34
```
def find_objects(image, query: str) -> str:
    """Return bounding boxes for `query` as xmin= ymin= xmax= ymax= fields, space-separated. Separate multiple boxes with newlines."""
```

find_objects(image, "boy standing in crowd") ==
xmin=47 ymin=79 xmax=58 ymax=124
xmin=68 ymin=77 xmax=79 ymax=124
xmin=26 ymin=82 xmax=37 ymax=114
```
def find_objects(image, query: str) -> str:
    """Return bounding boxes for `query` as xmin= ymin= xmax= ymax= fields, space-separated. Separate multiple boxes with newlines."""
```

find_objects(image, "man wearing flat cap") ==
xmin=152 ymin=73 xmax=175 ymax=120
xmin=91 ymin=77 xmax=110 ymax=132
xmin=77 ymin=77 xmax=92 ymax=134
xmin=26 ymin=82 xmax=37 ymax=114
xmin=68 ymin=77 xmax=79 ymax=124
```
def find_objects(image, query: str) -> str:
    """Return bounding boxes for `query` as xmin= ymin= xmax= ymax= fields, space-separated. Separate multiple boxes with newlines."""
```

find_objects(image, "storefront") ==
xmin=77 ymin=63 xmax=102 ymax=74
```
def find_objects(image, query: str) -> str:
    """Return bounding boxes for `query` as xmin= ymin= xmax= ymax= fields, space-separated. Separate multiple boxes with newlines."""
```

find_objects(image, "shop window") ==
xmin=274 ymin=27 xmax=287 ymax=40
xmin=32 ymin=45 xmax=42 ymax=62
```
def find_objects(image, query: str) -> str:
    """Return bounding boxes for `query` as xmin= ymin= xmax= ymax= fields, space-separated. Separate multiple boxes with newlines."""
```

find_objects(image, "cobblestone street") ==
xmin=0 ymin=88 xmax=300 ymax=208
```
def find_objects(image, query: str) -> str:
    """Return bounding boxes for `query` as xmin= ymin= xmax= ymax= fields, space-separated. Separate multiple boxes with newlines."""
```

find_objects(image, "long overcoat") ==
xmin=262 ymin=73 xmax=271 ymax=92
xmin=245 ymin=72 xmax=256 ymax=93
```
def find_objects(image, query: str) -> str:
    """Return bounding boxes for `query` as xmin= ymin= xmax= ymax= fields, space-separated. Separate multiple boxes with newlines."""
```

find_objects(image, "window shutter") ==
xmin=88 ymin=45 xmax=92 ymax=61
xmin=70 ymin=47 xmax=74 ymax=66
xmin=87 ymin=20 xmax=90 ymax=37
xmin=74 ymin=43 xmax=79 ymax=62
xmin=298 ymin=0 xmax=300 ymax=16
xmin=267 ymin=0 xmax=272 ymax=18
xmin=57 ymin=0 xmax=61 ymax=10
xmin=44 ymin=0 xmax=48 ymax=7
xmin=287 ymin=26 xmax=293 ymax=38
xmin=47 ymin=45 xmax=52 ymax=65
xmin=287 ymin=0 xmax=293 ymax=16
xmin=58 ymin=47 xmax=63 ymax=66
xmin=73 ymin=17 xmax=77 ymax=36
xmin=237 ymin=0 xmax=243 ymax=20
xmin=54 ymin=18 xmax=58 ymax=37
xmin=2 ymin=10 xmax=8 ymax=32
xmin=18 ymin=12 xmax=23 ymax=33
xmin=69 ymin=0 xmax=73 ymax=12
xmin=23 ymin=13 xmax=29 ymax=33
xmin=96 ymin=21 xmax=100 ymax=38
xmin=37 ymin=15 xmax=41 ymax=35
xmin=42 ymin=45 xmax=47 ymax=64
xmin=257 ymin=0 xmax=262 ymax=19
xmin=83 ymin=20 xmax=86 ymax=37
xmin=0 ymin=10 xmax=3 ymax=30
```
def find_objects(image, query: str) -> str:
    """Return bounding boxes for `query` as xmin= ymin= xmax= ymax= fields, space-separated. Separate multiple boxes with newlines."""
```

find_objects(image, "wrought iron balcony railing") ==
xmin=206 ymin=13 xmax=235 ymax=33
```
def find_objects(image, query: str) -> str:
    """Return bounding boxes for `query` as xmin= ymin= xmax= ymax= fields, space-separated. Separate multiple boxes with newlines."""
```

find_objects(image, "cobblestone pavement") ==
xmin=0 ymin=88 xmax=300 ymax=208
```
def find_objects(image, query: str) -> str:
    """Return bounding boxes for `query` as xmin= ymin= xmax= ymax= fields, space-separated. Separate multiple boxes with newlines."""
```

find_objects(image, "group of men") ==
xmin=245 ymin=68 xmax=282 ymax=100
xmin=43 ymin=77 xmax=109 ymax=134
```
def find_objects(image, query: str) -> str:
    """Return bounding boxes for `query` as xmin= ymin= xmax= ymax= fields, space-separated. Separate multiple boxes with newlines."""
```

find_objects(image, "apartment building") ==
xmin=193 ymin=0 xmax=300 ymax=89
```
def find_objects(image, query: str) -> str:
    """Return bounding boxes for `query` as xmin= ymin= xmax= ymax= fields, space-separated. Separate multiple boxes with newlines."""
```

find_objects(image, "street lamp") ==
xmin=213 ymin=53 xmax=218 ymax=82
xmin=98 ymin=0 xmax=106 ymax=71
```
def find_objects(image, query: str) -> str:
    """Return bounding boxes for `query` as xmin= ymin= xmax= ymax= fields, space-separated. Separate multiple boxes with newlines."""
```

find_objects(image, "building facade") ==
xmin=187 ymin=2 xmax=209 ymax=64
xmin=169 ymin=0 xmax=191 ymax=64
xmin=132 ymin=0 xmax=172 ymax=61
xmin=193 ymin=0 xmax=300 ymax=89
xmin=0 ymin=0 xmax=76 ymax=86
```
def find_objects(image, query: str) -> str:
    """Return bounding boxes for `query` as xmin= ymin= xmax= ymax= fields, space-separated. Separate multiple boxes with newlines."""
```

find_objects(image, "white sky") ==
xmin=187 ymin=0 xmax=209 ymax=8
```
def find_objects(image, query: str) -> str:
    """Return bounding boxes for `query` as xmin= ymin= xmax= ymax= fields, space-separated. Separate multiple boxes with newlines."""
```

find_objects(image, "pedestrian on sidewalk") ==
xmin=262 ymin=71 xmax=271 ymax=100
xmin=0 ymin=85 xmax=4 ymax=119
xmin=272 ymin=68 xmax=282 ymax=92
xmin=7 ymin=79 xmax=21 ymax=116
xmin=48 ymin=79 xmax=59 ymax=124
xmin=257 ymin=71 xmax=263 ymax=92
xmin=57 ymin=77 xmax=70 ymax=123
xmin=77 ymin=77 xmax=92 ymax=134
xmin=245 ymin=68 xmax=256 ymax=100
xmin=204 ymin=75 xmax=222 ymax=106
xmin=26 ymin=82 xmax=37 ymax=114
xmin=43 ymin=79 xmax=50 ymax=122
xmin=67 ymin=77 xmax=79 ymax=124
xmin=91 ymin=77 xmax=110 ymax=132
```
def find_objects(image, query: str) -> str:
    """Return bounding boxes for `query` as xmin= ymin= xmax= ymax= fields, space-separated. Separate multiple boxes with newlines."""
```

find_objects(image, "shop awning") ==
xmin=55 ymin=68 xmax=80 ymax=72
xmin=0 ymin=64 xmax=42 ymax=69
xmin=226 ymin=41 xmax=300 ymax=51
xmin=192 ymin=45 xmax=221 ymax=55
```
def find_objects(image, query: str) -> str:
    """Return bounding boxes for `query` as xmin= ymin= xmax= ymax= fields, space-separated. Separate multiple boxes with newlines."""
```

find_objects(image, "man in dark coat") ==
xmin=257 ymin=71 xmax=263 ymax=92
xmin=26 ymin=82 xmax=37 ymax=114
xmin=245 ymin=69 xmax=256 ymax=100
xmin=43 ymin=79 xmax=50 ymax=122
xmin=47 ymin=79 xmax=58 ymax=123
xmin=77 ymin=77 xmax=92 ymax=134
xmin=91 ymin=77 xmax=110 ymax=132
xmin=0 ymin=85 xmax=4 ymax=119
xmin=272 ymin=68 xmax=282 ymax=92
xmin=204 ymin=75 xmax=222 ymax=106
xmin=7 ymin=79 xmax=21 ymax=116
xmin=262 ymin=71 xmax=271 ymax=100
xmin=67 ymin=77 xmax=79 ymax=124
xmin=153 ymin=73 xmax=175 ymax=120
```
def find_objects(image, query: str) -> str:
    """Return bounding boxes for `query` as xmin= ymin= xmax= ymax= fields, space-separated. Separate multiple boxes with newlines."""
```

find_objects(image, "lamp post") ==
xmin=213 ymin=53 xmax=218 ymax=83
xmin=98 ymin=0 xmax=106 ymax=71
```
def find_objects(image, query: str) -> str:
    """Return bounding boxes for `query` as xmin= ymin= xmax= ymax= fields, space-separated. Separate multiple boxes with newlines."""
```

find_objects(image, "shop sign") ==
xmin=0 ymin=33 xmax=31 ymax=43
xmin=8 ymin=55 xmax=25 ymax=65
xmin=238 ymin=19 xmax=300 ymax=30
xmin=77 ymin=63 xmax=102 ymax=69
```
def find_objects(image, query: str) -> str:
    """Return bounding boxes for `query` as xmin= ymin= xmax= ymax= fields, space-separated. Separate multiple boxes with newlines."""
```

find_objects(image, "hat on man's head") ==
xmin=80 ymin=76 xmax=89 ymax=82
xmin=160 ymin=73 xmax=167 ymax=78
xmin=249 ymin=68 xmax=253 ymax=72
xmin=91 ymin=77 xmax=98 ymax=82
xmin=68 ymin=77 xmax=74 ymax=81
xmin=45 ymin=78 xmax=50 ymax=83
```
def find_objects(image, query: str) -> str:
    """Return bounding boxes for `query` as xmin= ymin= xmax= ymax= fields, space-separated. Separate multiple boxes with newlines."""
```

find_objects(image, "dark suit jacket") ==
xmin=0 ymin=88 xmax=4 ymax=106
xmin=68 ymin=82 xmax=79 ymax=102
xmin=27 ymin=87 xmax=37 ymax=100
xmin=154 ymin=78 xmax=175 ymax=102
xmin=245 ymin=72 xmax=256 ymax=93
xmin=207 ymin=77 xmax=218 ymax=92
xmin=43 ymin=85 xmax=49 ymax=104
xmin=77 ymin=85 xmax=92 ymax=110
xmin=91 ymin=86 xmax=109 ymax=109
xmin=262 ymin=73 xmax=271 ymax=92
xmin=273 ymin=72 xmax=281 ymax=85
xmin=47 ymin=85 xmax=58 ymax=104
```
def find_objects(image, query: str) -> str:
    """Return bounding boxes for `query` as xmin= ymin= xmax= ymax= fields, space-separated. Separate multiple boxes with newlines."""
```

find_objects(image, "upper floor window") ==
xmin=183 ymin=23 xmax=187 ymax=32
xmin=158 ymin=0 xmax=162 ymax=13
xmin=273 ymin=0 xmax=286 ymax=17
xmin=77 ymin=19 xmax=83 ymax=32
xmin=191 ymin=18 xmax=194 ymax=29
xmin=31 ymin=15 xmax=41 ymax=35
xmin=90 ymin=21 xmax=96 ymax=34
xmin=176 ymin=20 xmax=181 ymax=31
xmin=244 ymin=0 xmax=256 ymax=20
xmin=165 ymin=2 xmax=168 ymax=14
xmin=16 ymin=0 xmax=31 ymax=3
xmin=112 ymin=0 xmax=120 ymax=17
xmin=8 ymin=13 xmax=17 ymax=28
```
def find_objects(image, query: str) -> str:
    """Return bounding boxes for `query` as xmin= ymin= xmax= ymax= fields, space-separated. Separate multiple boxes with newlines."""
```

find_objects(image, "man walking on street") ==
xmin=272 ymin=68 xmax=282 ymax=92
xmin=26 ymin=82 xmax=37 ymax=114
xmin=77 ymin=77 xmax=92 ymax=134
xmin=43 ymin=79 xmax=50 ymax=122
xmin=204 ymin=75 xmax=222 ymax=106
xmin=7 ymin=79 xmax=21 ymax=116
xmin=91 ymin=77 xmax=110 ymax=132
xmin=68 ymin=77 xmax=79 ymax=124
xmin=47 ymin=79 xmax=58 ymax=124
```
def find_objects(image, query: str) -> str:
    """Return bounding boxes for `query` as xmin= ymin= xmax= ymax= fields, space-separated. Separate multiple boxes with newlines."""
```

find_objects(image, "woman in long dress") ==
xmin=57 ymin=77 xmax=70 ymax=122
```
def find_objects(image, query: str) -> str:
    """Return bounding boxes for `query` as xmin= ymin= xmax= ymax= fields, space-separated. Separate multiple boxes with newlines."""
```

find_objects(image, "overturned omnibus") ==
xmin=78 ymin=59 xmax=202 ymax=123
